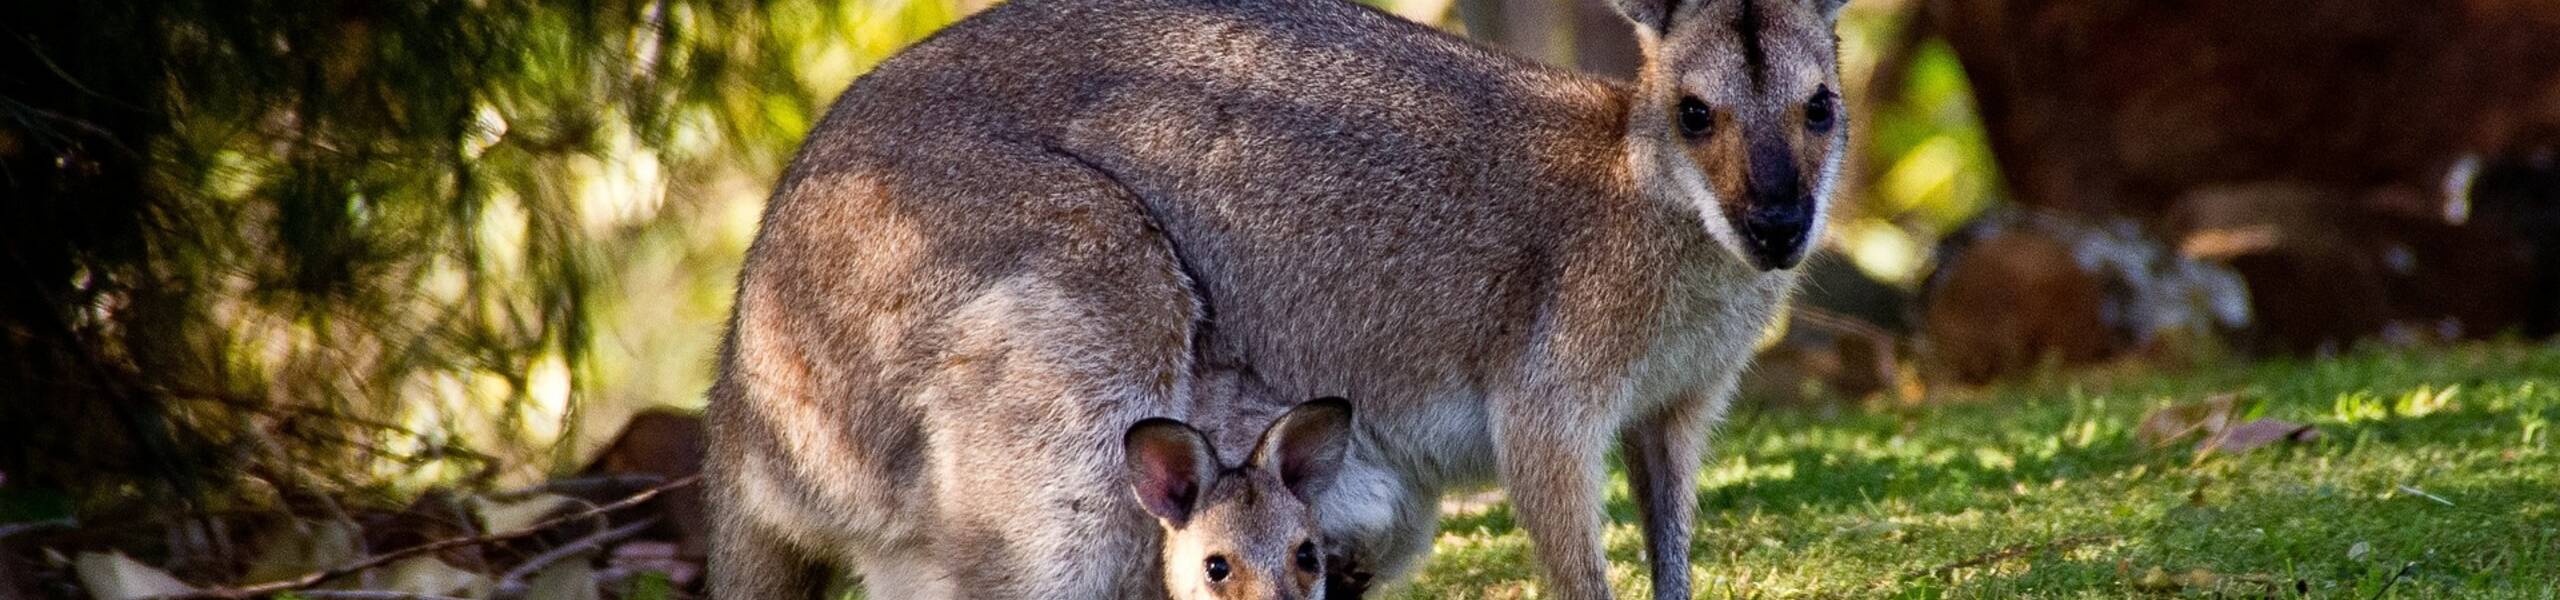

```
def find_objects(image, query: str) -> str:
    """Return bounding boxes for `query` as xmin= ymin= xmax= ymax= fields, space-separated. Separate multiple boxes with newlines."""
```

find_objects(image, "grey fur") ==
xmin=704 ymin=0 xmax=1848 ymax=597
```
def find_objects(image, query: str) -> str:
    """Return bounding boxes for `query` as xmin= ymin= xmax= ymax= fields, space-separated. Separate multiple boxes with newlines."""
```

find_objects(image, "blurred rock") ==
xmin=1917 ymin=210 xmax=2250 ymax=383
xmin=2170 ymin=181 xmax=2534 ymax=353
xmin=1929 ymin=0 xmax=2560 ymax=218
xmin=575 ymin=408 xmax=706 ymax=562
xmin=2467 ymin=138 xmax=2560 ymax=337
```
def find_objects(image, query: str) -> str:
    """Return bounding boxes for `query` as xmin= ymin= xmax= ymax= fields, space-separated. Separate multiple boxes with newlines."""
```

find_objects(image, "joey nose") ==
xmin=1740 ymin=203 xmax=1811 ymax=271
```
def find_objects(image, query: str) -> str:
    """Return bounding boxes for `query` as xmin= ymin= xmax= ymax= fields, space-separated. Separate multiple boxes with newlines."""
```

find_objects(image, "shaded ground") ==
xmin=1398 ymin=343 xmax=2560 ymax=598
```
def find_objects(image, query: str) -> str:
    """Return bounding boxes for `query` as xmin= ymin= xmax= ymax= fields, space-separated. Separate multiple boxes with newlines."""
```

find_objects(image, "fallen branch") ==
xmin=0 ymin=518 xmax=75 ymax=540
xmin=145 ymin=474 xmax=700 ymax=600
xmin=1900 ymin=534 xmax=2117 ymax=581
xmin=2368 ymin=561 xmax=2418 ymax=600
xmin=488 ymin=517 xmax=660 ymax=599
xmin=292 ymin=592 xmax=475 ymax=600
xmin=496 ymin=474 xmax=670 ymax=500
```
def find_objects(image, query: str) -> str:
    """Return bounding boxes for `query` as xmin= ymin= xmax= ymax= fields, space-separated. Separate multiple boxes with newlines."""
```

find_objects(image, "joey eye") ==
xmin=1804 ymin=87 xmax=1838 ymax=133
xmin=1676 ymin=97 xmax=1713 ymax=139
xmin=1205 ymin=555 xmax=1232 ymax=582
xmin=1294 ymin=541 xmax=1321 ymax=572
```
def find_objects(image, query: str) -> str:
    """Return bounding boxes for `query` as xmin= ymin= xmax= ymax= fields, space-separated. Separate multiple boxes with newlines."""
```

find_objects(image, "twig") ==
xmin=2395 ymin=485 xmax=2455 ymax=507
xmin=0 ymin=518 xmax=75 ymax=540
xmin=2368 ymin=561 xmax=2418 ymax=600
xmin=495 ymin=474 xmax=669 ymax=500
xmin=144 ymin=474 xmax=700 ymax=600
xmin=1900 ymin=534 xmax=2116 ymax=580
xmin=488 ymin=517 xmax=661 ymax=599
xmin=291 ymin=592 xmax=475 ymax=600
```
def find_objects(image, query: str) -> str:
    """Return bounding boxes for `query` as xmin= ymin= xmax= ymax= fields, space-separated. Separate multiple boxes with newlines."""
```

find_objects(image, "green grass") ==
xmin=1393 ymin=343 xmax=2560 ymax=599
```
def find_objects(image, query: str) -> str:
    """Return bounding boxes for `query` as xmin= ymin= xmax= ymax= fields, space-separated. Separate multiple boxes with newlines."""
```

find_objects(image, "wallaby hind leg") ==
xmin=920 ymin=273 xmax=1191 ymax=598
xmin=707 ymin=519 xmax=826 ymax=600
xmin=912 ymin=146 xmax=1199 ymax=598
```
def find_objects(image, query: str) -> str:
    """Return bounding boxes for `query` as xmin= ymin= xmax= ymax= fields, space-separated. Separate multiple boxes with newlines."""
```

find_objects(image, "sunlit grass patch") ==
xmin=1385 ymin=342 xmax=2560 ymax=598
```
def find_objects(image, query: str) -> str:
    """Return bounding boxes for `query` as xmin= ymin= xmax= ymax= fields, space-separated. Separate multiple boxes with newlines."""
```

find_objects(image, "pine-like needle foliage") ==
xmin=0 ymin=0 xmax=949 ymax=510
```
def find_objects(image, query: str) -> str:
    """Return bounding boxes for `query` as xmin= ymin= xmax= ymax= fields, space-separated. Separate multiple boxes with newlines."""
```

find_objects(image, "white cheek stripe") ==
xmin=1669 ymin=150 xmax=1755 ymax=263
xmin=1622 ymin=127 xmax=1845 ymax=267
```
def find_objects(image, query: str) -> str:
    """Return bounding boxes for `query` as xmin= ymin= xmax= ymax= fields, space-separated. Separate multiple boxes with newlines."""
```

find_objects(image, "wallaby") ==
xmin=707 ymin=0 xmax=1848 ymax=596
xmin=1126 ymin=399 xmax=1353 ymax=600
xmin=708 ymin=356 xmax=1351 ymax=599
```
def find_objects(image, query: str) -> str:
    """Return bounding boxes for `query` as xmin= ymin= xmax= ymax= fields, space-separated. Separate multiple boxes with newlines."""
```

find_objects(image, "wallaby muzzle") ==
xmin=1740 ymin=178 xmax=1811 ymax=271
xmin=1739 ymin=134 xmax=1812 ymax=271
xmin=1740 ymin=202 xmax=1810 ymax=271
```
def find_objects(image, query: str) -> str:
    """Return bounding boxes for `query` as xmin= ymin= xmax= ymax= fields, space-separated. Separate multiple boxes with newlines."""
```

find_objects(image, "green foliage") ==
xmin=0 ymin=0 xmax=962 ymax=508
xmin=1399 ymin=343 xmax=2560 ymax=598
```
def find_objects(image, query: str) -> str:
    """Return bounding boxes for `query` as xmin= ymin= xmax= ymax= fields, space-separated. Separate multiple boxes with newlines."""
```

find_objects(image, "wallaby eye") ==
xmin=1294 ymin=541 xmax=1320 ymax=572
xmin=1676 ymin=97 xmax=1713 ymax=139
xmin=1204 ymin=555 xmax=1232 ymax=583
xmin=1804 ymin=87 xmax=1838 ymax=133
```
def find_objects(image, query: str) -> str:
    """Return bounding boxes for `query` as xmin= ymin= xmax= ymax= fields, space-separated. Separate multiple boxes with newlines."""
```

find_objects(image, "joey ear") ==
xmin=1609 ymin=0 xmax=1685 ymax=34
xmin=1248 ymin=397 xmax=1354 ymax=501
xmin=1125 ymin=418 xmax=1219 ymax=528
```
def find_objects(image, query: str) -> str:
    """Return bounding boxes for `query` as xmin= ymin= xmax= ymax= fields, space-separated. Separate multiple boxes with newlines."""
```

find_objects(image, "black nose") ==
xmin=1741 ymin=135 xmax=1812 ymax=271
xmin=1740 ymin=203 xmax=1811 ymax=271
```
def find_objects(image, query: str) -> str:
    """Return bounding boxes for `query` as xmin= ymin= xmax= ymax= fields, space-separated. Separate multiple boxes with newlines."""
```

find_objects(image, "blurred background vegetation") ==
xmin=5 ymin=0 xmax=2555 ymax=582
xmin=0 ymin=0 xmax=2006 ymax=514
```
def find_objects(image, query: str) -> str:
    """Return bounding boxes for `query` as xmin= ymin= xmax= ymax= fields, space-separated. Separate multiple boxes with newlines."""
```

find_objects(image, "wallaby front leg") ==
xmin=1621 ymin=391 xmax=1712 ymax=600
xmin=1494 ymin=391 xmax=1617 ymax=600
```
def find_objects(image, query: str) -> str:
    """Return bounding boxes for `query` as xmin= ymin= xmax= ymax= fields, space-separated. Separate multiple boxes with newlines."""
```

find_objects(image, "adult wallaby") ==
xmin=705 ymin=0 xmax=1849 ymax=596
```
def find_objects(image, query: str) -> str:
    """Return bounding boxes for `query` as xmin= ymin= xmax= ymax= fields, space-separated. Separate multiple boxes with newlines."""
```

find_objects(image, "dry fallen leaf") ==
xmin=2137 ymin=393 xmax=2322 ymax=460
xmin=73 ymin=551 xmax=197 ymax=600
xmin=476 ymin=493 xmax=579 ymax=533
xmin=521 ymin=555 xmax=600 ymax=600
xmin=2132 ymin=566 xmax=2178 ymax=592
xmin=2126 ymin=565 xmax=2232 ymax=593
xmin=378 ymin=555 xmax=490 ymax=597
xmin=2197 ymin=418 xmax=2322 ymax=456
xmin=242 ymin=518 xmax=362 ymax=583
xmin=610 ymin=540 xmax=702 ymax=588
xmin=2136 ymin=394 xmax=2238 ymax=449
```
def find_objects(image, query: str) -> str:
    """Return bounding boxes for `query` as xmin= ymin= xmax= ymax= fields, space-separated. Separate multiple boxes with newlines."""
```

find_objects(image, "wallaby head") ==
xmin=1616 ymin=0 xmax=1851 ymax=272
xmin=1124 ymin=399 xmax=1354 ymax=600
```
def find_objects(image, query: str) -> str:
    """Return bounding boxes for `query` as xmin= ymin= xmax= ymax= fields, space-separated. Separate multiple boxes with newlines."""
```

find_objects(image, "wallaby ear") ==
xmin=1248 ymin=398 xmax=1354 ymax=501
xmin=1125 ymin=418 xmax=1219 ymax=528
xmin=1610 ymin=0 xmax=1684 ymax=34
